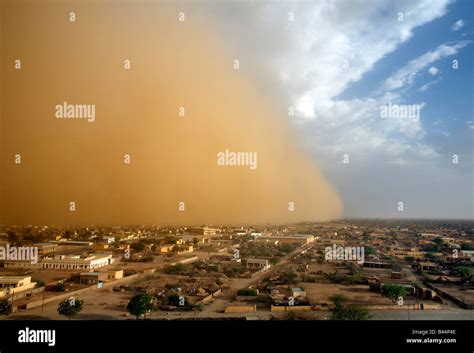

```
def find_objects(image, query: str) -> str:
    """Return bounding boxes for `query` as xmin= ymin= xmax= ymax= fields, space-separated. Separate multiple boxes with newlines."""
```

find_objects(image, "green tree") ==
xmin=270 ymin=257 xmax=281 ymax=265
xmin=6 ymin=230 xmax=19 ymax=245
xmin=433 ymin=237 xmax=444 ymax=245
xmin=32 ymin=279 xmax=45 ymax=288
xmin=164 ymin=263 xmax=185 ymax=274
xmin=284 ymin=270 xmax=298 ymax=285
xmin=382 ymin=283 xmax=407 ymax=303
xmin=164 ymin=294 xmax=192 ymax=310
xmin=127 ymin=294 xmax=154 ymax=319
xmin=456 ymin=267 xmax=471 ymax=278
xmin=55 ymin=282 xmax=65 ymax=292
xmin=0 ymin=300 xmax=13 ymax=316
xmin=237 ymin=288 xmax=258 ymax=296
xmin=365 ymin=246 xmax=375 ymax=255
xmin=300 ymin=274 xmax=316 ymax=282
xmin=280 ymin=244 xmax=296 ymax=253
xmin=194 ymin=303 xmax=204 ymax=311
xmin=339 ymin=305 xmax=371 ymax=320
xmin=329 ymin=294 xmax=348 ymax=308
xmin=424 ymin=252 xmax=438 ymax=261
xmin=329 ymin=295 xmax=371 ymax=320
xmin=131 ymin=242 xmax=145 ymax=252
xmin=344 ymin=273 xmax=363 ymax=285
xmin=57 ymin=297 xmax=84 ymax=320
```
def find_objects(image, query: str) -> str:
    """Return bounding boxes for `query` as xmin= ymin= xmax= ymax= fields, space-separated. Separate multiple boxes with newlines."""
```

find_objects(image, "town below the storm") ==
xmin=0 ymin=220 xmax=472 ymax=320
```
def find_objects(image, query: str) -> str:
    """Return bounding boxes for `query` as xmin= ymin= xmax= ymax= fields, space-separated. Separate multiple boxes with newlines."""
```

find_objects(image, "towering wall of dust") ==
xmin=0 ymin=2 xmax=342 ymax=226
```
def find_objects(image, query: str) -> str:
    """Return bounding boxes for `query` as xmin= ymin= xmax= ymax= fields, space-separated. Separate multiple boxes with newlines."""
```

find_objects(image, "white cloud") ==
xmin=451 ymin=19 xmax=465 ymax=31
xmin=428 ymin=66 xmax=439 ymax=75
xmin=418 ymin=77 xmax=441 ymax=92
xmin=295 ymin=94 xmax=316 ymax=119
xmin=382 ymin=42 xmax=468 ymax=91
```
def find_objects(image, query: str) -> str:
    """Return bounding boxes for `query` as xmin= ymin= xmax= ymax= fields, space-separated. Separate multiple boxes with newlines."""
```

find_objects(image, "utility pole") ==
xmin=41 ymin=288 xmax=45 ymax=314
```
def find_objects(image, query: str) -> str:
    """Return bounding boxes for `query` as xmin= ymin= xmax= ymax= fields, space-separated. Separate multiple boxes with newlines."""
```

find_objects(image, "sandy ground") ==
xmin=302 ymin=283 xmax=394 ymax=306
xmin=430 ymin=285 xmax=474 ymax=307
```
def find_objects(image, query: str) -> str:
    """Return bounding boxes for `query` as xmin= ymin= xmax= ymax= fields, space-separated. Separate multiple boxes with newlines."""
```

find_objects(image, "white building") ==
xmin=4 ymin=253 xmax=113 ymax=270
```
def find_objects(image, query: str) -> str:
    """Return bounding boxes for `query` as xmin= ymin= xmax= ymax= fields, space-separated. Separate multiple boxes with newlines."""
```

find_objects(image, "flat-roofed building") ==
xmin=160 ymin=244 xmax=175 ymax=253
xmin=291 ymin=287 xmax=307 ymax=298
xmin=189 ymin=227 xmax=219 ymax=236
xmin=461 ymin=250 xmax=474 ymax=261
xmin=416 ymin=262 xmax=438 ymax=271
xmin=49 ymin=240 xmax=93 ymax=247
xmin=389 ymin=248 xmax=424 ymax=259
xmin=34 ymin=242 xmax=62 ymax=255
xmin=92 ymin=243 xmax=110 ymax=252
xmin=42 ymin=254 xmax=113 ymax=270
xmin=2 ymin=260 xmax=42 ymax=269
xmin=176 ymin=245 xmax=194 ymax=255
xmin=107 ymin=270 xmax=123 ymax=280
xmin=100 ymin=236 xmax=115 ymax=244
xmin=242 ymin=258 xmax=270 ymax=270
xmin=4 ymin=253 xmax=113 ymax=270
xmin=363 ymin=261 xmax=392 ymax=269
xmin=0 ymin=276 xmax=36 ymax=298
xmin=80 ymin=272 xmax=107 ymax=285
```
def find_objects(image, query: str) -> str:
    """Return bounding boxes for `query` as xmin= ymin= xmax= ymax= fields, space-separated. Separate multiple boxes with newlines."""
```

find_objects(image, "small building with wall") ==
xmin=80 ymin=272 xmax=107 ymax=285
xmin=291 ymin=287 xmax=306 ymax=298
xmin=92 ymin=243 xmax=110 ymax=252
xmin=242 ymin=258 xmax=270 ymax=270
xmin=160 ymin=245 xmax=175 ymax=253
xmin=0 ymin=276 xmax=36 ymax=298
xmin=107 ymin=270 xmax=124 ymax=280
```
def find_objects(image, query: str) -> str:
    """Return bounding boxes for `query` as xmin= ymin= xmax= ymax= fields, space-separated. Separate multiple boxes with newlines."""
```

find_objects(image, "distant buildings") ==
xmin=389 ymin=248 xmax=424 ymax=259
xmin=256 ymin=234 xmax=315 ymax=245
xmin=291 ymin=287 xmax=306 ymax=298
xmin=460 ymin=250 xmax=474 ymax=262
xmin=49 ymin=240 xmax=93 ymax=247
xmin=363 ymin=261 xmax=392 ymax=269
xmin=35 ymin=242 xmax=62 ymax=255
xmin=189 ymin=227 xmax=219 ymax=236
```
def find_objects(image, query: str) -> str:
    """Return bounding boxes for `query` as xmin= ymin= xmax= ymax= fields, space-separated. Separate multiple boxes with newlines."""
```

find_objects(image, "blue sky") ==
xmin=336 ymin=0 xmax=474 ymax=183
xmin=341 ymin=0 xmax=473 ymax=144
